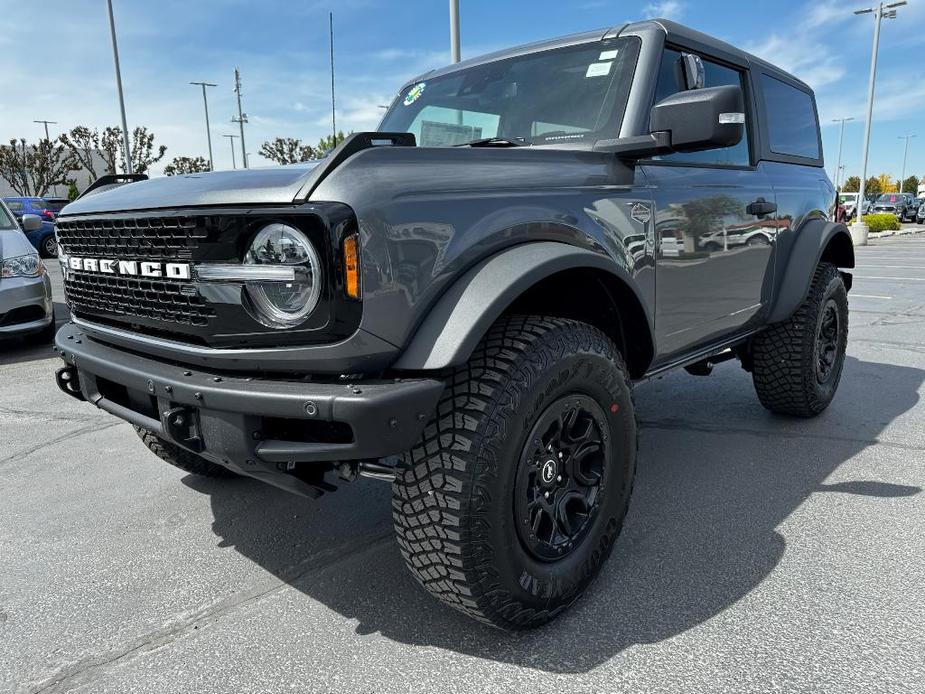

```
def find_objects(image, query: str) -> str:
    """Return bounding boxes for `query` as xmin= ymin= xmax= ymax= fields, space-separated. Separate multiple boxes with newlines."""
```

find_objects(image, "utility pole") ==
xmin=34 ymin=119 xmax=59 ymax=195
xmin=329 ymin=12 xmax=336 ymax=146
xmin=832 ymin=117 xmax=854 ymax=191
xmin=190 ymin=81 xmax=217 ymax=171
xmin=898 ymin=134 xmax=916 ymax=193
xmin=852 ymin=1 xmax=905 ymax=245
xmin=449 ymin=0 xmax=460 ymax=63
xmin=223 ymin=134 xmax=238 ymax=169
xmin=106 ymin=0 xmax=133 ymax=174
xmin=232 ymin=68 xmax=248 ymax=169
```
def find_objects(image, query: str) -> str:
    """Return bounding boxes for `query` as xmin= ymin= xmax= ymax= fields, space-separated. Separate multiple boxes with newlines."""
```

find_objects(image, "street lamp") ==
xmin=106 ymin=0 xmax=133 ymax=174
xmin=449 ymin=0 xmax=460 ymax=63
xmin=190 ymin=81 xmax=217 ymax=171
xmin=832 ymin=117 xmax=854 ymax=191
xmin=851 ymin=1 xmax=906 ymax=246
xmin=34 ymin=119 xmax=59 ymax=195
xmin=223 ymin=134 xmax=239 ymax=170
xmin=898 ymin=134 xmax=916 ymax=193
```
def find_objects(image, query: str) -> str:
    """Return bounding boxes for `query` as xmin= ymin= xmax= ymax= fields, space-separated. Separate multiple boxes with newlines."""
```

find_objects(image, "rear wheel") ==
xmin=750 ymin=262 xmax=848 ymax=416
xmin=134 ymin=427 xmax=238 ymax=478
xmin=392 ymin=315 xmax=637 ymax=629
xmin=40 ymin=234 xmax=57 ymax=258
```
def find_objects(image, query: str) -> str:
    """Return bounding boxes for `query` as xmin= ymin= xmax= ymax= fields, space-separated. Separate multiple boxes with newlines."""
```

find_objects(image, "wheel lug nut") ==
xmin=544 ymin=491 xmax=550 ymax=499
xmin=556 ymin=475 xmax=562 ymax=482
xmin=558 ymin=452 xmax=563 ymax=459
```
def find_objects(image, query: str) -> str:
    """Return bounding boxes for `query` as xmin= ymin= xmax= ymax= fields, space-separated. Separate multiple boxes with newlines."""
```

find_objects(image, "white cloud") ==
xmin=642 ymin=1 xmax=685 ymax=20
xmin=804 ymin=1 xmax=852 ymax=29
xmin=745 ymin=33 xmax=845 ymax=89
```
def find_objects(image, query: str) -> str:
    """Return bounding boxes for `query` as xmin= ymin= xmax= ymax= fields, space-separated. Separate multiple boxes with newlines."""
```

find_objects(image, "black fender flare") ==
xmin=393 ymin=241 xmax=651 ymax=371
xmin=768 ymin=219 xmax=854 ymax=324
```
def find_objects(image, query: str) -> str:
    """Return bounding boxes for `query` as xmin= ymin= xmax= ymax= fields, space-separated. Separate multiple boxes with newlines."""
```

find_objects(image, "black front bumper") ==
xmin=54 ymin=322 xmax=444 ymax=497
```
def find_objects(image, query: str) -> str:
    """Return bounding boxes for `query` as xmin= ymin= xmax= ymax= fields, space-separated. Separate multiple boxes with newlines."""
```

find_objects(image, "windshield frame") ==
xmin=379 ymin=37 xmax=641 ymax=149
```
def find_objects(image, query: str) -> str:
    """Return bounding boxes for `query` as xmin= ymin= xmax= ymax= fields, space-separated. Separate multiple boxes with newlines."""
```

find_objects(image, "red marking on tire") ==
xmin=610 ymin=403 xmax=619 ymax=413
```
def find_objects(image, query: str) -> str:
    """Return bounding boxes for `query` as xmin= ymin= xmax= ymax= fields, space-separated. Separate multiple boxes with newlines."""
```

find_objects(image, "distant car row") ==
xmin=838 ymin=191 xmax=924 ymax=223
xmin=1 ymin=196 xmax=67 ymax=258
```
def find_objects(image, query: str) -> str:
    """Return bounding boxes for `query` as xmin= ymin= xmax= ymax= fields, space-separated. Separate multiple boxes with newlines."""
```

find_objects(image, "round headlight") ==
xmin=244 ymin=223 xmax=322 ymax=329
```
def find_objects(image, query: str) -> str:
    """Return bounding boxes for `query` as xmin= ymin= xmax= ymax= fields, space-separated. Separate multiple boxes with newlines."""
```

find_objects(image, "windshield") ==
xmin=379 ymin=38 xmax=639 ymax=147
xmin=838 ymin=194 xmax=857 ymax=203
xmin=0 ymin=204 xmax=16 ymax=229
xmin=876 ymin=194 xmax=901 ymax=203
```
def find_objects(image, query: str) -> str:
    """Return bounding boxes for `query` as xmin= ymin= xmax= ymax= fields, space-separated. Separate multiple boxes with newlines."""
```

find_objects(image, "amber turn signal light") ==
xmin=343 ymin=233 xmax=360 ymax=299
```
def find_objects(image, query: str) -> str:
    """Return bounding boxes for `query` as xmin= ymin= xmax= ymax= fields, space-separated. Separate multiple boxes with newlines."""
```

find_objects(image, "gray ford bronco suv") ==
xmin=53 ymin=19 xmax=853 ymax=629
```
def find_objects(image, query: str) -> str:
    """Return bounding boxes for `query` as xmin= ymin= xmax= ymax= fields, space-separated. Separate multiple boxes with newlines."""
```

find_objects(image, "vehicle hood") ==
xmin=60 ymin=162 xmax=323 ymax=216
xmin=0 ymin=228 xmax=37 ymax=260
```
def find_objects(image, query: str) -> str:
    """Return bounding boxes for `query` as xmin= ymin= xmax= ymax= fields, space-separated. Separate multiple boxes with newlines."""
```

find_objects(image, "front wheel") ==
xmin=750 ymin=262 xmax=848 ymax=417
xmin=392 ymin=316 xmax=637 ymax=630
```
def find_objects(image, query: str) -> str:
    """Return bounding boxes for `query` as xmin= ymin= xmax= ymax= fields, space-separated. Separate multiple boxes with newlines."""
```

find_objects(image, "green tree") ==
xmin=841 ymin=176 xmax=860 ymax=193
xmin=316 ymin=130 xmax=349 ymax=154
xmin=0 ymin=138 xmax=78 ymax=197
xmin=865 ymin=176 xmax=882 ymax=196
xmin=163 ymin=156 xmax=211 ymax=176
xmin=60 ymin=125 xmax=166 ymax=176
xmin=259 ymin=137 xmax=317 ymax=164
xmin=901 ymin=175 xmax=920 ymax=195
xmin=67 ymin=179 xmax=80 ymax=201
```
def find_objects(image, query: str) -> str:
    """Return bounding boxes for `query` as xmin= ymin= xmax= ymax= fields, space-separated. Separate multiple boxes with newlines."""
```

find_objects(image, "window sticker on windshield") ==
xmin=585 ymin=62 xmax=612 ymax=78
xmin=599 ymin=49 xmax=619 ymax=60
xmin=404 ymin=82 xmax=426 ymax=106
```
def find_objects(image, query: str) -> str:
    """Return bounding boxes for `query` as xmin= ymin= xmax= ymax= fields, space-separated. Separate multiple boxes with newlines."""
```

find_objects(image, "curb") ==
xmin=870 ymin=226 xmax=925 ymax=239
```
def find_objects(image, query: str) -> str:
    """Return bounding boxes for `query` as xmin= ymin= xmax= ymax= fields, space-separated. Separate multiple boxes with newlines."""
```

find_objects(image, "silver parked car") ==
xmin=0 ymin=201 xmax=54 ymax=343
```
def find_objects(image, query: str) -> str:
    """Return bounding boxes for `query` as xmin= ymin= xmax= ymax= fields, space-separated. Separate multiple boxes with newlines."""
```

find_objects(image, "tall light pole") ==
xmin=232 ymin=68 xmax=248 ymax=169
xmin=223 ymin=134 xmax=238 ymax=169
xmin=329 ymin=12 xmax=337 ymax=145
xmin=190 ymin=81 xmax=217 ymax=171
xmin=449 ymin=0 xmax=461 ymax=63
xmin=106 ymin=0 xmax=133 ymax=174
xmin=34 ymin=119 xmax=59 ymax=195
xmin=852 ymin=1 xmax=905 ymax=245
xmin=832 ymin=117 xmax=854 ymax=191
xmin=898 ymin=134 xmax=916 ymax=193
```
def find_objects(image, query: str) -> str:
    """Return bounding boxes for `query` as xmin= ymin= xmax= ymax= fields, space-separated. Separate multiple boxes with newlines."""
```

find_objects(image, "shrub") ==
xmin=862 ymin=213 xmax=901 ymax=233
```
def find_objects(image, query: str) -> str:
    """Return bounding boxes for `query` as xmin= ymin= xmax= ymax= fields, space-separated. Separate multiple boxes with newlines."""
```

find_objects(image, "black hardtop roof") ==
xmin=399 ymin=18 xmax=811 ymax=95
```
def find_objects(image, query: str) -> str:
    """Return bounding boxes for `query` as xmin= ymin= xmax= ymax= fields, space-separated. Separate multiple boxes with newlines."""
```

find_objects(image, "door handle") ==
xmin=747 ymin=198 xmax=777 ymax=217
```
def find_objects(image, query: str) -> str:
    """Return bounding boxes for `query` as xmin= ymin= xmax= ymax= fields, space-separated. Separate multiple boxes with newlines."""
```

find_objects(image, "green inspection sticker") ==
xmin=404 ymin=82 xmax=426 ymax=105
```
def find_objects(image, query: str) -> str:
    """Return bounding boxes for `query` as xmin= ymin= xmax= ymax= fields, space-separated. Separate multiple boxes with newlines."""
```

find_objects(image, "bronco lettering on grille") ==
xmin=66 ymin=256 xmax=191 ymax=280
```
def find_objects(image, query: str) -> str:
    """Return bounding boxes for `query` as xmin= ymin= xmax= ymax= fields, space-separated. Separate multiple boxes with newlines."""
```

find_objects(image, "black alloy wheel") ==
xmin=514 ymin=395 xmax=608 ymax=562
xmin=815 ymin=299 xmax=840 ymax=384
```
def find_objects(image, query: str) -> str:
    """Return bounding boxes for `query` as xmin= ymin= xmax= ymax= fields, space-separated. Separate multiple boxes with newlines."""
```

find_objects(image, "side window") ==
xmin=7 ymin=201 xmax=23 ymax=213
xmin=651 ymin=49 xmax=751 ymax=167
xmin=760 ymin=74 xmax=820 ymax=160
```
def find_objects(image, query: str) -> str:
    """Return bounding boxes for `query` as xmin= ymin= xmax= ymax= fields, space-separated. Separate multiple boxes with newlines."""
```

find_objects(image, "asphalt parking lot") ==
xmin=2 ymin=231 xmax=925 ymax=693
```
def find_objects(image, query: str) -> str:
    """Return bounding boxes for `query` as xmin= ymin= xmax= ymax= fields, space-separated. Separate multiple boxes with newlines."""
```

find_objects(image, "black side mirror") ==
xmin=20 ymin=213 xmax=42 ymax=232
xmin=595 ymin=85 xmax=745 ymax=159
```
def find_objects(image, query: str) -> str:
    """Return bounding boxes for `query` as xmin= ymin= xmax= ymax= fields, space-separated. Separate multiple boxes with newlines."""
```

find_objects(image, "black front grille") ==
xmin=56 ymin=216 xmax=207 ymax=260
xmin=64 ymin=272 xmax=215 ymax=327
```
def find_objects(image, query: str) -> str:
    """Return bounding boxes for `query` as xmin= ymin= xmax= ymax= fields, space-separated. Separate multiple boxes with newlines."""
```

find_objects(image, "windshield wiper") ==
xmin=454 ymin=137 xmax=528 ymax=148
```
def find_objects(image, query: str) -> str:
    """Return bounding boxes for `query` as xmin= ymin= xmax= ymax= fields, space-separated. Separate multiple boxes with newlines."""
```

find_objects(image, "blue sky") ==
xmin=1 ymin=0 xmax=922 ymax=181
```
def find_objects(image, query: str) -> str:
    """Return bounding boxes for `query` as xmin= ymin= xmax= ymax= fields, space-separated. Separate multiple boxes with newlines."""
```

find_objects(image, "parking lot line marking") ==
xmin=851 ymin=294 xmax=893 ymax=299
xmin=852 ymin=275 xmax=925 ymax=281
xmin=858 ymin=265 xmax=925 ymax=269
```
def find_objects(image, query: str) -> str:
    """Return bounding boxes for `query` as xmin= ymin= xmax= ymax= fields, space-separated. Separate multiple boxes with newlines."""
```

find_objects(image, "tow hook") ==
xmin=55 ymin=366 xmax=85 ymax=401
xmin=162 ymin=406 xmax=204 ymax=452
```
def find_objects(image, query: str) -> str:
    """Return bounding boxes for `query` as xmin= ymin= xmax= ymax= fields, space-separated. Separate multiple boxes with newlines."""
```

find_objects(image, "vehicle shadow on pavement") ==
xmin=188 ymin=355 xmax=922 ymax=674
xmin=0 ymin=303 xmax=69 ymax=367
